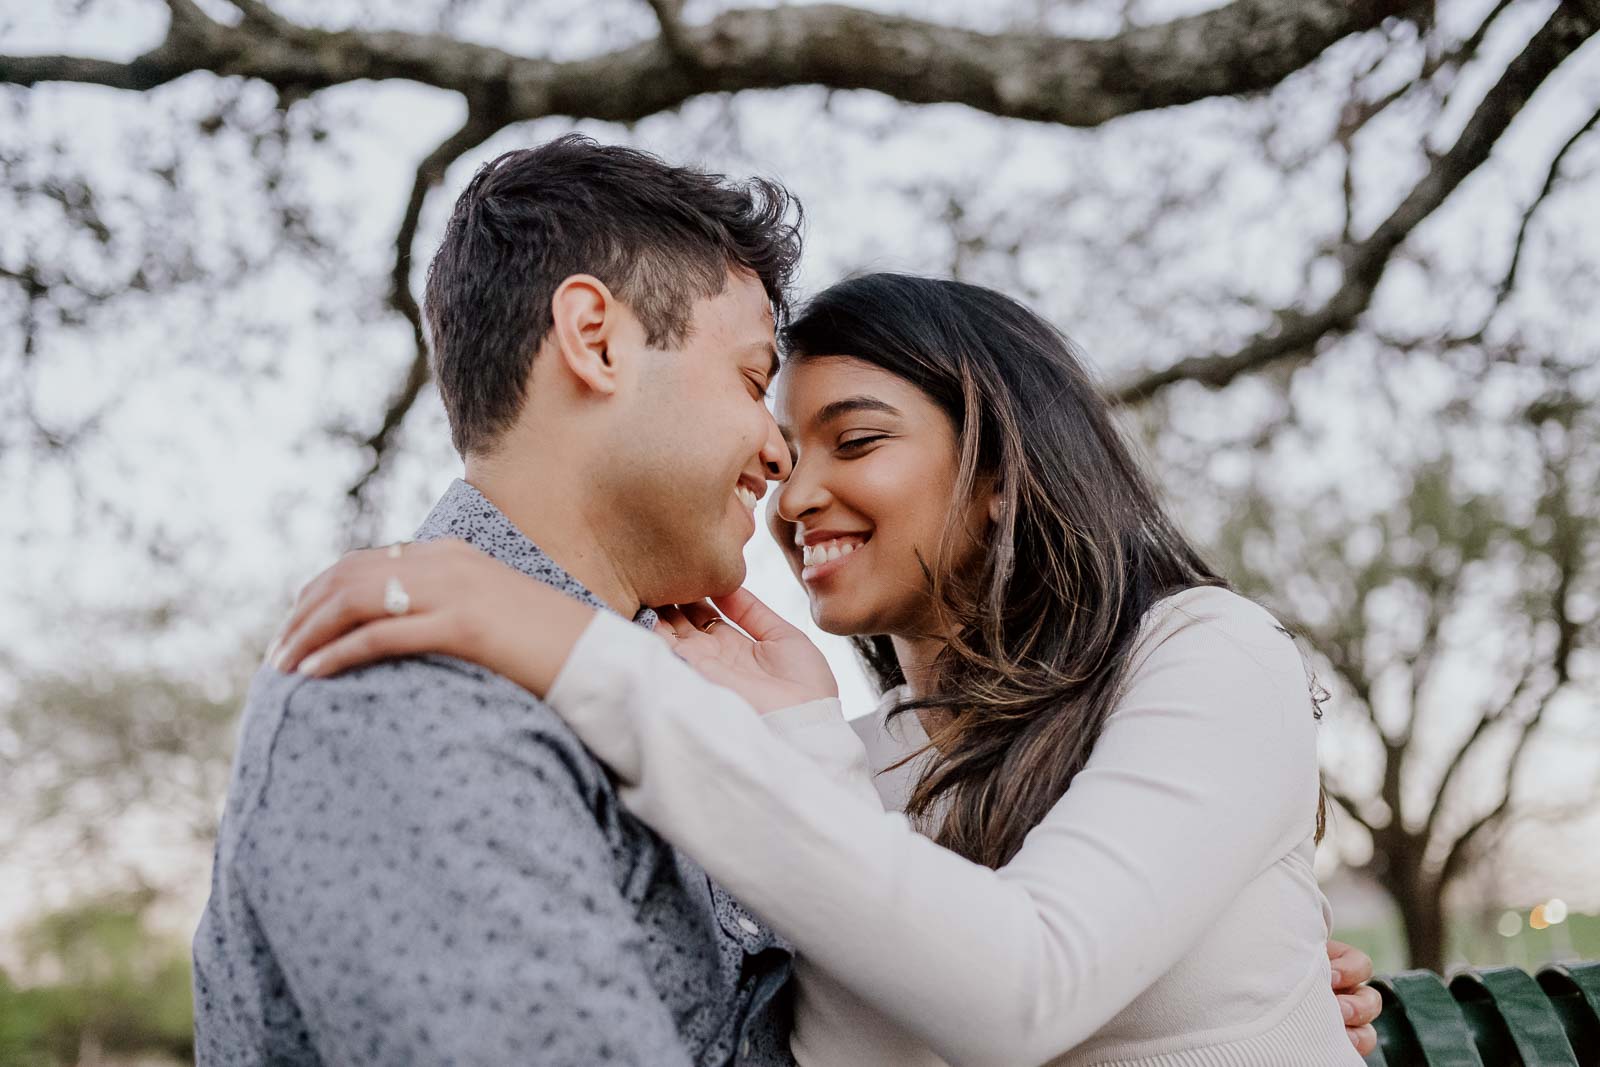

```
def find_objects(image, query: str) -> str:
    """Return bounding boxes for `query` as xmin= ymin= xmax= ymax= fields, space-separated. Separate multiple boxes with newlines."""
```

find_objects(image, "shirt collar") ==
xmin=414 ymin=478 xmax=658 ymax=630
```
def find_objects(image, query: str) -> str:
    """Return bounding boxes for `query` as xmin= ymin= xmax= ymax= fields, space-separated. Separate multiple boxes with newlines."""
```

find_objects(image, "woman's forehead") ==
xmin=775 ymin=355 xmax=912 ymax=420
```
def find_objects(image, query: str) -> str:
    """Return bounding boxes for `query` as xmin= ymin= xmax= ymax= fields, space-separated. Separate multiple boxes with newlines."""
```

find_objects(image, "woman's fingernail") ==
xmin=1341 ymin=999 xmax=1355 ymax=1021
xmin=1349 ymin=1029 xmax=1363 ymax=1048
xmin=298 ymin=653 xmax=323 ymax=675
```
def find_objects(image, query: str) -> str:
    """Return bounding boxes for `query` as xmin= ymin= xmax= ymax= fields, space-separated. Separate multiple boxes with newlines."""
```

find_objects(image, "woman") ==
xmin=272 ymin=274 xmax=1379 ymax=1064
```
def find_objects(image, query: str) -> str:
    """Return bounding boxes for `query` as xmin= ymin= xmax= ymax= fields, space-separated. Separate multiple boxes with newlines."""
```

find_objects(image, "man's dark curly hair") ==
xmin=424 ymin=134 xmax=803 ymax=455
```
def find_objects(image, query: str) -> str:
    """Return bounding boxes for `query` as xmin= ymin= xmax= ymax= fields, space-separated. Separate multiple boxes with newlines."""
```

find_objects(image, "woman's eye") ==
xmin=837 ymin=435 xmax=887 ymax=454
xmin=746 ymin=375 xmax=769 ymax=400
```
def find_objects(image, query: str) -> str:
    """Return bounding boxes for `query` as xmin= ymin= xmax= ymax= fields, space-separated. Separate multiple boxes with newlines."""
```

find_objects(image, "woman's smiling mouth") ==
xmin=799 ymin=533 xmax=870 ymax=583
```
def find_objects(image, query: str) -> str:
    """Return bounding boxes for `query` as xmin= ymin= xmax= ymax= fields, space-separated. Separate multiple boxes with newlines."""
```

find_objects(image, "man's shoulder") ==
xmin=259 ymin=651 xmax=540 ymax=720
xmin=288 ymin=654 xmax=598 ymax=761
xmin=229 ymin=655 xmax=612 ymax=828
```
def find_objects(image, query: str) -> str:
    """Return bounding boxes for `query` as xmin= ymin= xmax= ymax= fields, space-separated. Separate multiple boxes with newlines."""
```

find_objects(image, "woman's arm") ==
xmin=270 ymin=539 xmax=840 ymax=715
xmin=762 ymin=699 xmax=886 ymax=811
xmin=272 ymin=544 xmax=1379 ymax=1063
xmin=546 ymin=599 xmax=1337 ymax=1067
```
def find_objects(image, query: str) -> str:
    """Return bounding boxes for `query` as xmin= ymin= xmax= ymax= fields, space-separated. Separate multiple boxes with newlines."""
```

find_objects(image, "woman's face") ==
xmin=769 ymin=355 xmax=984 ymax=637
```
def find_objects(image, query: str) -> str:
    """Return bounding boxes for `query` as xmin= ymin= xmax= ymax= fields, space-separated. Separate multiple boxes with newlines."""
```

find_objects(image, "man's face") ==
xmin=617 ymin=269 xmax=790 ymax=604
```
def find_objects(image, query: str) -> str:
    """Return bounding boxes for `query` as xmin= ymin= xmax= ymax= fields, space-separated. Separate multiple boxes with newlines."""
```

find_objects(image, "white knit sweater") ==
xmin=547 ymin=586 xmax=1363 ymax=1066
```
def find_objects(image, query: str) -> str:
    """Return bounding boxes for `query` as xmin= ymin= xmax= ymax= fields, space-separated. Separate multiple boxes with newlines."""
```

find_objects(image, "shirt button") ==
xmin=737 ymin=917 xmax=760 ymax=936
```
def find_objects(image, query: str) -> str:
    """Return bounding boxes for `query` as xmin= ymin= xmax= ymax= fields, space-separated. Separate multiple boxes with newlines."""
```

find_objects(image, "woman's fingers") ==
xmin=270 ymin=551 xmax=386 ymax=670
xmin=267 ymin=568 xmax=340 ymax=664
xmin=275 ymin=580 xmax=386 ymax=673
xmin=654 ymin=605 xmax=730 ymax=670
xmin=299 ymin=615 xmax=451 ymax=677
xmin=655 ymin=606 xmax=698 ymax=640
xmin=677 ymin=600 xmax=727 ymax=634
xmin=1326 ymin=940 xmax=1380 ymax=1054
xmin=1327 ymin=939 xmax=1374 ymax=989
xmin=273 ymin=542 xmax=444 ymax=672
xmin=710 ymin=587 xmax=796 ymax=643
xmin=1338 ymin=984 xmax=1382 ymax=1027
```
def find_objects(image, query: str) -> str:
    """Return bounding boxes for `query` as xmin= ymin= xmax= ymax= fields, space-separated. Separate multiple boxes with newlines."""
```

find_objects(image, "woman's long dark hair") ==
xmin=782 ymin=274 xmax=1312 ymax=869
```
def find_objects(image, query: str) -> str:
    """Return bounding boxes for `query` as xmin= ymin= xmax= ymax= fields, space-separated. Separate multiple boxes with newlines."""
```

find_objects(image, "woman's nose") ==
xmin=775 ymin=462 xmax=829 ymax=524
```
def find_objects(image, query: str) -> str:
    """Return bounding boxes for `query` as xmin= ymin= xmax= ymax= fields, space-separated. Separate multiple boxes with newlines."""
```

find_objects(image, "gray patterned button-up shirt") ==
xmin=193 ymin=479 xmax=796 ymax=1066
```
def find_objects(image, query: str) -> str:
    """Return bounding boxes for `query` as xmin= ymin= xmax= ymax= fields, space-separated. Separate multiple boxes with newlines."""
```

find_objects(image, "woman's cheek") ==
xmin=859 ymin=454 xmax=948 ymax=542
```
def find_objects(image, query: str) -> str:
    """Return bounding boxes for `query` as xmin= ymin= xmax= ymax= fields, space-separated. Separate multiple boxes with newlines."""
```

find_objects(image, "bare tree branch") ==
xmin=1109 ymin=3 xmax=1600 ymax=404
xmin=0 ymin=0 xmax=1452 ymax=497
xmin=1487 ymin=103 xmax=1600 ymax=320
xmin=2 ymin=0 xmax=1426 ymax=128
xmin=1438 ymin=701 xmax=1548 ymax=888
xmin=1333 ymin=0 xmax=1515 ymax=150
xmin=226 ymin=0 xmax=293 ymax=34
xmin=643 ymin=0 xmax=697 ymax=69
xmin=1379 ymin=735 xmax=1408 ymax=829
xmin=1325 ymin=784 xmax=1378 ymax=836
xmin=1436 ymin=427 xmax=1588 ymax=887
xmin=1420 ymin=656 xmax=1540 ymax=852
xmin=1288 ymin=596 xmax=1395 ymax=744
xmin=345 ymin=110 xmax=503 ymax=510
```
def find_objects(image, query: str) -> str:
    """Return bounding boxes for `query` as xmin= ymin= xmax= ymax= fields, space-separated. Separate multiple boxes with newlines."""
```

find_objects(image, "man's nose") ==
xmin=759 ymin=418 xmax=792 ymax=482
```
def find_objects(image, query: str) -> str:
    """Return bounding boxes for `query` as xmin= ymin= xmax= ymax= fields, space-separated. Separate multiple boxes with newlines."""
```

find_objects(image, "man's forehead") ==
xmin=698 ymin=272 xmax=774 ymax=331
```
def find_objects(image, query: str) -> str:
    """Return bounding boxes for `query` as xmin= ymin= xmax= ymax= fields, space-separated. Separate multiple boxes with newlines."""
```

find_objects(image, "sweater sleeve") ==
xmin=546 ymin=590 xmax=1322 ymax=1067
xmin=762 ymin=698 xmax=885 ymax=811
xmin=758 ymin=701 xmax=939 ymax=1065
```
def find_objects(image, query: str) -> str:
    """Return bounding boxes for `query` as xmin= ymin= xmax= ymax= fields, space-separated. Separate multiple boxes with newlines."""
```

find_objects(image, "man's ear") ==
xmin=549 ymin=274 xmax=621 ymax=396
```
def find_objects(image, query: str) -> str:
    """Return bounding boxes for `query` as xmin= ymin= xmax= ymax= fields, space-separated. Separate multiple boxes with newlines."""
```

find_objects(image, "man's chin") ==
xmin=704 ymin=556 xmax=748 ymax=598
xmin=660 ymin=553 xmax=746 ymax=604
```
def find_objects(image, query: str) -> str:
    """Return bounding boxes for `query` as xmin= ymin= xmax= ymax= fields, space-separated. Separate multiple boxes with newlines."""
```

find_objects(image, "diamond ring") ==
xmin=383 ymin=577 xmax=411 ymax=616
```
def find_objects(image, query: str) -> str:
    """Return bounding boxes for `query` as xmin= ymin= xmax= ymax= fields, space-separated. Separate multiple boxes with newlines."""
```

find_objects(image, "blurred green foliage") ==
xmin=0 ymin=893 xmax=192 ymax=1066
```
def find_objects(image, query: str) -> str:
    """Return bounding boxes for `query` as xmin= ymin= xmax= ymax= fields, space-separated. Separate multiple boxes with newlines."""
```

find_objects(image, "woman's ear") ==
xmin=988 ymin=493 xmax=1003 ymax=524
xmin=549 ymin=274 xmax=620 ymax=396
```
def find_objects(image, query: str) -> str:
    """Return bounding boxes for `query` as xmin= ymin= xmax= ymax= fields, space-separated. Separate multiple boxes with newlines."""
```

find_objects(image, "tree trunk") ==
xmin=1397 ymin=879 xmax=1448 ymax=972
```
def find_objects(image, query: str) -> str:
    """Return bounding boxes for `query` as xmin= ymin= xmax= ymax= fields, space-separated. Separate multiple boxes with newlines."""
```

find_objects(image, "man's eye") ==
xmin=747 ymin=375 xmax=769 ymax=400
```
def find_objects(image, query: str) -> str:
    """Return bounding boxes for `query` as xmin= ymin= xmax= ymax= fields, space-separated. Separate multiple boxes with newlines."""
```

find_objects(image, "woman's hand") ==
xmin=654 ymin=588 xmax=838 ymax=714
xmin=266 ymin=538 xmax=595 ymax=697
xmin=1328 ymin=939 xmax=1380 ymax=1055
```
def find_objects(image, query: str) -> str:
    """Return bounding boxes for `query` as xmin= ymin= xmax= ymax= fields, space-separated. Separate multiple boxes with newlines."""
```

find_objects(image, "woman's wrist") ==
xmin=475 ymin=571 xmax=601 ymax=698
xmin=762 ymin=696 xmax=844 ymax=726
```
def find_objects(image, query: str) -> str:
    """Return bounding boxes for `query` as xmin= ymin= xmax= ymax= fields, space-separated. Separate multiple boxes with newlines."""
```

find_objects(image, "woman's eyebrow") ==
xmin=812 ymin=396 xmax=901 ymax=428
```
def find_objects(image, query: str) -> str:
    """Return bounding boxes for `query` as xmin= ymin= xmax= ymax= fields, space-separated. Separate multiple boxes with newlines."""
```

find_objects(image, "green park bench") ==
xmin=1363 ymin=961 xmax=1600 ymax=1065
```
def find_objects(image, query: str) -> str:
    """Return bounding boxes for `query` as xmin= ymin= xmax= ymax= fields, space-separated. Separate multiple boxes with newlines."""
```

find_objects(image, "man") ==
xmin=193 ymin=135 xmax=801 ymax=1065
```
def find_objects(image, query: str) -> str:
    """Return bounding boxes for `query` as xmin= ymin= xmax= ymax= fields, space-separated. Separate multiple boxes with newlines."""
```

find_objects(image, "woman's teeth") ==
xmin=801 ymin=539 xmax=865 ymax=567
xmin=735 ymin=486 xmax=758 ymax=512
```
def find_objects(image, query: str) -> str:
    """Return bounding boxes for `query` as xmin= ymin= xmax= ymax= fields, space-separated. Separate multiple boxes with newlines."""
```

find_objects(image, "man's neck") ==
xmin=464 ymin=455 xmax=642 ymax=620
